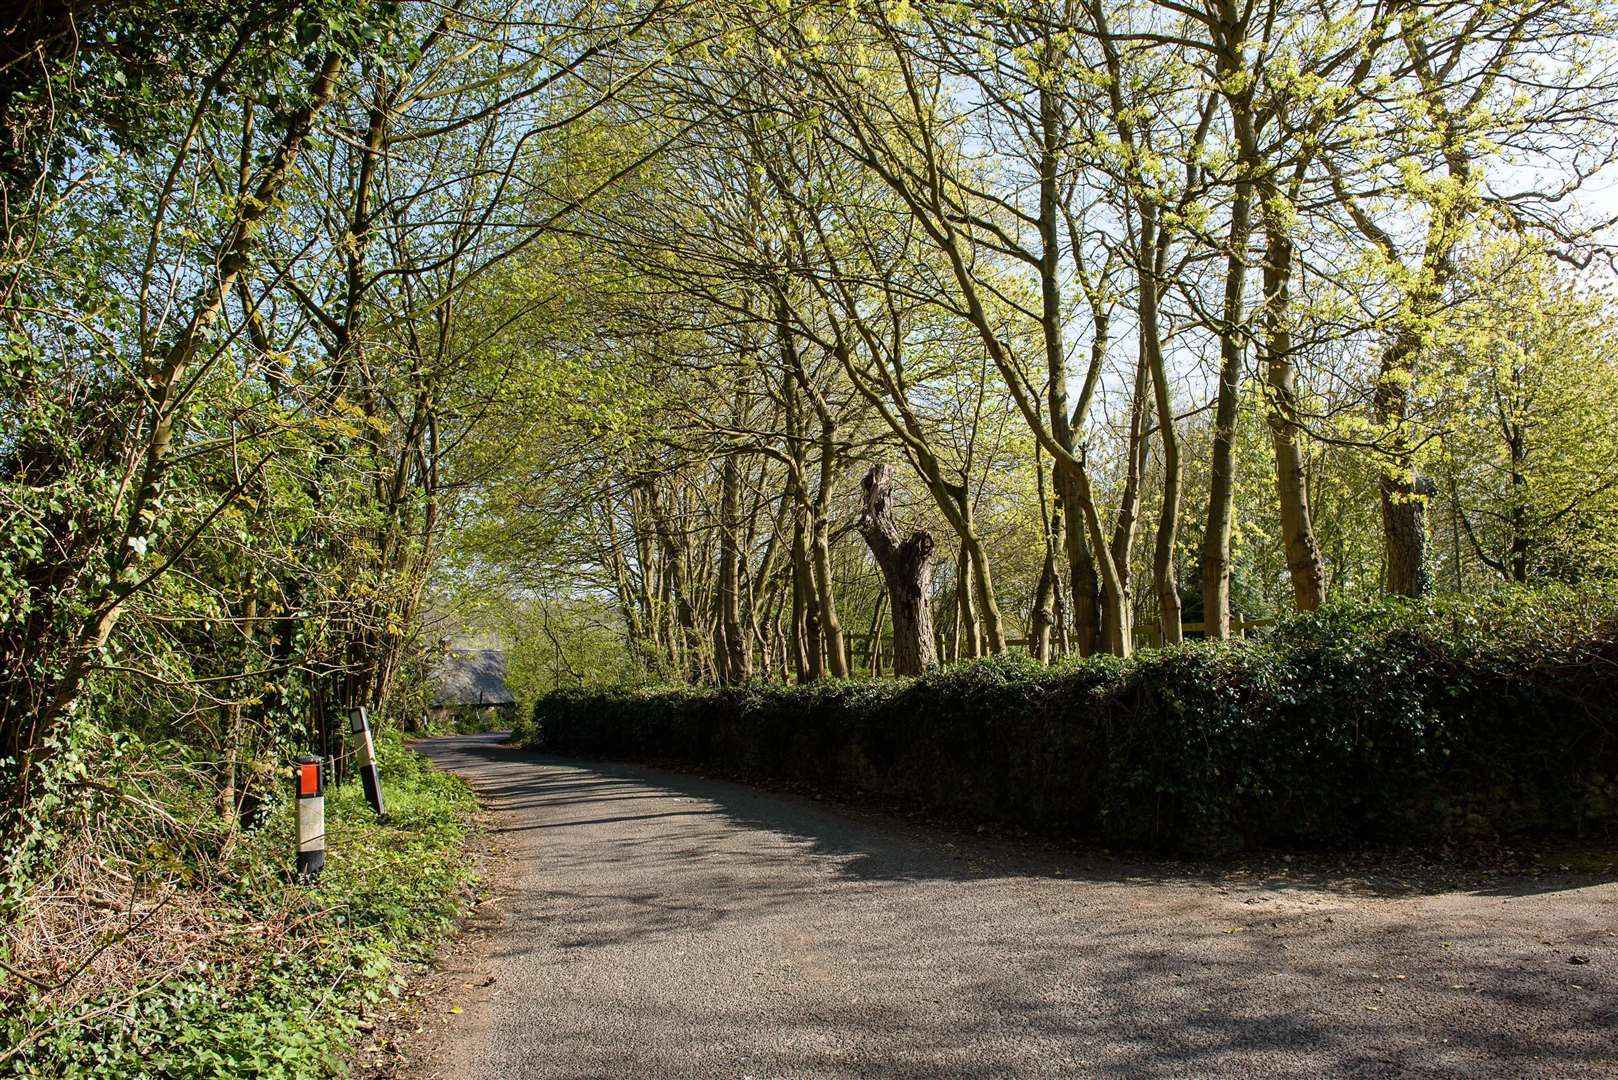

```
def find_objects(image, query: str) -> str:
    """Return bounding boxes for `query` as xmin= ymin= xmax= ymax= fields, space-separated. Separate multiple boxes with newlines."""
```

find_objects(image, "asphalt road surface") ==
xmin=412 ymin=732 xmax=1616 ymax=1079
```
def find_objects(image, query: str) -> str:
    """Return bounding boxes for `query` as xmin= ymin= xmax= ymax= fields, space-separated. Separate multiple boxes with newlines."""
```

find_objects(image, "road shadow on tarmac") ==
xmin=426 ymin=733 xmax=1617 ymax=901
xmin=414 ymin=732 xmax=1618 ymax=1079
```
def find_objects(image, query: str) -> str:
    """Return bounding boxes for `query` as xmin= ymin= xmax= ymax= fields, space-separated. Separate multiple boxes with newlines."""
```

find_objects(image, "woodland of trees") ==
xmin=5 ymin=0 xmax=1618 ymax=860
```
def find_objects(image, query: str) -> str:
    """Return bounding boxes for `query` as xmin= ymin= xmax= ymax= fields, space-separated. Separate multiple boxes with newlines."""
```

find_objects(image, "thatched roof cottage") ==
xmin=428 ymin=640 xmax=517 ymax=721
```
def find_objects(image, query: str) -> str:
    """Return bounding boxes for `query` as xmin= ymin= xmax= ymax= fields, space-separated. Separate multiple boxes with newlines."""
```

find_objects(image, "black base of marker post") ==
xmin=294 ymin=754 xmax=325 ymax=882
xmin=347 ymin=706 xmax=386 ymax=819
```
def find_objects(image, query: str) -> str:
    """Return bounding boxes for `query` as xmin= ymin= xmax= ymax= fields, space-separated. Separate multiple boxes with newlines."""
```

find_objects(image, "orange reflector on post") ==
xmin=293 ymin=753 xmax=325 ymax=882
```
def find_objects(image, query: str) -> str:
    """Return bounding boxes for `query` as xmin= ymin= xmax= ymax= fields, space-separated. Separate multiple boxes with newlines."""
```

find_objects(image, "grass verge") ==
xmin=1 ymin=736 xmax=475 ymax=1079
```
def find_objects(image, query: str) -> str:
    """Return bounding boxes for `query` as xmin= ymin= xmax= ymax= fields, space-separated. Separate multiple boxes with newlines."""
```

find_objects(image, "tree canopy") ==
xmin=5 ymin=0 xmax=1618 ymax=862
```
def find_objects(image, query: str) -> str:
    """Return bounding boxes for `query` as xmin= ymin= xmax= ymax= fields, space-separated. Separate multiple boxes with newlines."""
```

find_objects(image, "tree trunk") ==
xmin=779 ymin=293 xmax=849 ymax=677
xmin=1031 ymin=73 xmax=1065 ymax=666
xmin=1374 ymin=16 xmax=1472 ymax=599
xmin=1509 ymin=420 xmax=1529 ymax=583
xmin=1200 ymin=174 xmax=1253 ymax=640
xmin=1058 ymin=466 xmax=1101 ymax=654
xmin=1035 ymin=76 xmax=1107 ymax=657
xmin=963 ymin=532 xmax=1004 ymax=655
xmin=791 ymin=506 xmax=823 ymax=682
xmin=1376 ymin=327 xmax=1432 ymax=598
xmin=1030 ymin=549 xmax=1056 ymax=664
xmin=1047 ymin=473 xmax=1070 ymax=658
xmin=858 ymin=465 xmax=936 ymax=676
xmin=866 ymin=590 xmax=888 ymax=677
xmin=648 ymin=482 xmax=703 ymax=681
xmin=1103 ymin=355 xmax=1150 ymax=652
xmin=1140 ymin=206 xmax=1183 ymax=647
xmin=809 ymin=503 xmax=848 ymax=677
xmin=715 ymin=451 xmax=750 ymax=684
xmin=1030 ymin=451 xmax=1058 ymax=663
xmin=629 ymin=483 xmax=665 ymax=667
xmin=1380 ymin=473 xmax=1430 ymax=597
xmin=1261 ymin=228 xmax=1327 ymax=610
xmin=956 ymin=544 xmax=981 ymax=658
xmin=747 ymin=497 xmax=790 ymax=678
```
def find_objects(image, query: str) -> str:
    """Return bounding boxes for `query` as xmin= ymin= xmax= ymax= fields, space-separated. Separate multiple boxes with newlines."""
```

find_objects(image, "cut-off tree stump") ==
xmin=858 ymin=464 xmax=936 ymax=676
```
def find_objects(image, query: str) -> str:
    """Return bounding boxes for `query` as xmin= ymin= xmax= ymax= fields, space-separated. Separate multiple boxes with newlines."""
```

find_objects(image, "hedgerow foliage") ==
xmin=521 ymin=592 xmax=1618 ymax=852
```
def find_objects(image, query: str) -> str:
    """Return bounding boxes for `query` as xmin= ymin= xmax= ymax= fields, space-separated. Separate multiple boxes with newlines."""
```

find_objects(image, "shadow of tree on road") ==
xmin=413 ymin=734 xmax=1617 ymax=1079
xmin=430 ymin=734 xmax=1617 ymax=900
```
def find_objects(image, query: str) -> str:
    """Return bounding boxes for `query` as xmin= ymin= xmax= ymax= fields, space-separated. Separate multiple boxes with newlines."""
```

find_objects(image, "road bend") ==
xmin=413 ymin=732 xmax=1616 ymax=1079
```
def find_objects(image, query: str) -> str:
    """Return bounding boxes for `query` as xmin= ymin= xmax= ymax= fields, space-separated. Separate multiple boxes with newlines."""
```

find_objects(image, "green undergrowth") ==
xmin=521 ymin=589 xmax=1618 ymax=853
xmin=1 ymin=736 xmax=475 ymax=1079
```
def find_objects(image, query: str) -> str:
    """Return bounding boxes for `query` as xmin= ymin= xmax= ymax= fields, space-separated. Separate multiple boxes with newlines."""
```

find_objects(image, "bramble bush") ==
xmin=520 ymin=591 xmax=1618 ymax=853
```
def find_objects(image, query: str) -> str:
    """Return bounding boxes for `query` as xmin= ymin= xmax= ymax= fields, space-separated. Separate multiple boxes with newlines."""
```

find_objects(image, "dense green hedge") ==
xmin=520 ymin=594 xmax=1618 ymax=852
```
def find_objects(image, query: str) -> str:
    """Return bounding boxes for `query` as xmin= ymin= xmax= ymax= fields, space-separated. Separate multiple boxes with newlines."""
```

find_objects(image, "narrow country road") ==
xmin=411 ymin=733 xmax=1616 ymax=1079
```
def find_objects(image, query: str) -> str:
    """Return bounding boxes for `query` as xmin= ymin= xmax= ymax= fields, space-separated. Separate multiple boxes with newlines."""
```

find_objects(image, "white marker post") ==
xmin=294 ymin=754 xmax=325 ymax=882
xmin=348 ymin=706 xmax=386 ymax=819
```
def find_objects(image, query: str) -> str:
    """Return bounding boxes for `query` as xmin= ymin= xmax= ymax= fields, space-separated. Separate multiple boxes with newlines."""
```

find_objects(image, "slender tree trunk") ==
xmin=1261 ymin=228 xmax=1327 ymax=610
xmin=1032 ymin=72 xmax=1065 ymax=667
xmin=1046 ymin=467 xmax=1070 ymax=658
xmin=1058 ymin=468 xmax=1101 ymax=654
xmin=1102 ymin=355 xmax=1150 ymax=651
xmin=789 ymin=565 xmax=806 ymax=680
xmin=1376 ymin=326 xmax=1432 ymax=597
xmin=601 ymin=498 xmax=645 ymax=659
xmin=866 ymin=590 xmax=888 ymax=677
xmin=1030 ymin=550 xmax=1056 ymax=664
xmin=809 ymin=503 xmax=848 ymax=677
xmin=629 ymin=482 xmax=667 ymax=669
xmin=747 ymin=497 xmax=790 ymax=678
xmin=1051 ymin=565 xmax=1069 ymax=655
xmin=963 ymin=531 xmax=1004 ymax=654
xmin=1030 ymin=457 xmax=1057 ymax=660
xmin=1140 ymin=204 xmax=1183 ymax=646
xmin=946 ymin=561 xmax=962 ymax=661
xmin=1509 ymin=421 xmax=1529 ymax=583
xmin=1200 ymin=174 xmax=1253 ymax=639
xmin=715 ymin=451 xmax=750 ymax=683
xmin=956 ymin=544 xmax=981 ymax=658
xmin=769 ymin=591 xmax=790 ymax=681
xmin=648 ymin=482 xmax=703 ymax=681
xmin=792 ymin=505 xmax=823 ymax=681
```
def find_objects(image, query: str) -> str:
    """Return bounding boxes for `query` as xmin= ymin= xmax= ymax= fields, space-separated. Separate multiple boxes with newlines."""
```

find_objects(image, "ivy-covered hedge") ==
xmin=520 ymin=595 xmax=1618 ymax=852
